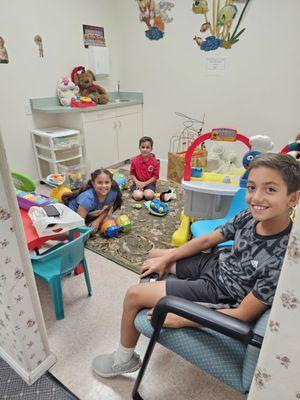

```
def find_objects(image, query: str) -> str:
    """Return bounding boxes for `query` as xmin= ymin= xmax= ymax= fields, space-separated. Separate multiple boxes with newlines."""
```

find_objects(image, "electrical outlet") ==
xmin=24 ymin=103 xmax=32 ymax=115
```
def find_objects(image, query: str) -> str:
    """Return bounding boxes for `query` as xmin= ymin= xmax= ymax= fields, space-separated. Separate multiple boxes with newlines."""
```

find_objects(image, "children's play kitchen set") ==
xmin=171 ymin=128 xmax=278 ymax=247
xmin=182 ymin=127 xmax=250 ymax=219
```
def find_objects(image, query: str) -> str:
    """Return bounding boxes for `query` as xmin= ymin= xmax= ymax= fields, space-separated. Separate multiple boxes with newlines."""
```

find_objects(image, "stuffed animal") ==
xmin=249 ymin=135 xmax=274 ymax=153
xmin=287 ymin=134 xmax=300 ymax=162
xmin=206 ymin=143 xmax=240 ymax=173
xmin=71 ymin=66 xmax=109 ymax=104
xmin=57 ymin=77 xmax=79 ymax=106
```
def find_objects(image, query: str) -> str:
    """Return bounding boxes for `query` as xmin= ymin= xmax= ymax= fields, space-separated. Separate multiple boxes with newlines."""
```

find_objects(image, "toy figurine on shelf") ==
xmin=101 ymin=214 xmax=132 ymax=238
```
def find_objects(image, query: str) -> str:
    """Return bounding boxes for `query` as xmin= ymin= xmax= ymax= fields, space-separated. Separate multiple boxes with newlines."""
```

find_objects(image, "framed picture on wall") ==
xmin=82 ymin=25 xmax=105 ymax=48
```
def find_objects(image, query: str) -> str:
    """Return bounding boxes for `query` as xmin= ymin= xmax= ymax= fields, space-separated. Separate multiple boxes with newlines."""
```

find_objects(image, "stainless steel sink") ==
xmin=114 ymin=99 xmax=130 ymax=103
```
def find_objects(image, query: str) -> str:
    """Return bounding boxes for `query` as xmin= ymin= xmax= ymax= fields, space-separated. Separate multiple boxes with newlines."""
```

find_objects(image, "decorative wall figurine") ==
xmin=34 ymin=35 xmax=44 ymax=57
xmin=0 ymin=36 xmax=9 ymax=64
xmin=135 ymin=0 xmax=174 ymax=40
xmin=192 ymin=0 xmax=251 ymax=52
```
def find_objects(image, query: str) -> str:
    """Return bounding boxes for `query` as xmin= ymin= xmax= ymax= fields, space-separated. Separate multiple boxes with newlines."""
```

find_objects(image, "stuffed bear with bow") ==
xmin=71 ymin=66 xmax=109 ymax=104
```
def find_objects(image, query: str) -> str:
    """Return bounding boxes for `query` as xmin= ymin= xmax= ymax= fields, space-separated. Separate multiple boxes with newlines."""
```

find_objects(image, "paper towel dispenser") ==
xmin=88 ymin=46 xmax=110 ymax=77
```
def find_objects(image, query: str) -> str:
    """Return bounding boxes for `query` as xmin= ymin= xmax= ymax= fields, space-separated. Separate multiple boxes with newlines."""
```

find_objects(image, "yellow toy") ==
xmin=172 ymin=210 xmax=195 ymax=247
xmin=47 ymin=174 xmax=72 ymax=203
xmin=191 ymin=169 xmax=244 ymax=185
xmin=50 ymin=186 xmax=72 ymax=203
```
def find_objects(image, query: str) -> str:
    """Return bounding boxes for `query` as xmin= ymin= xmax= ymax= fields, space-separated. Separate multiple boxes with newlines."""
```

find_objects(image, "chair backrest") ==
xmin=226 ymin=188 xmax=247 ymax=219
xmin=11 ymin=171 xmax=36 ymax=192
xmin=30 ymin=227 xmax=91 ymax=275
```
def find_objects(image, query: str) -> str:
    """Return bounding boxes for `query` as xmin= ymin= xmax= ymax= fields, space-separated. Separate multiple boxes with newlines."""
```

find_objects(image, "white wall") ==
xmin=0 ymin=0 xmax=299 ymax=177
xmin=0 ymin=130 xmax=56 ymax=384
xmin=114 ymin=0 xmax=300 ymax=159
xmin=0 ymin=0 xmax=119 ymax=178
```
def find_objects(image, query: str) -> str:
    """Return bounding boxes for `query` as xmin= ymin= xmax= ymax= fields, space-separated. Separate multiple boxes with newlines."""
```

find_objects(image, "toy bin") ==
xmin=53 ymin=135 xmax=81 ymax=150
xmin=182 ymin=181 xmax=237 ymax=219
xmin=57 ymin=160 xmax=88 ymax=190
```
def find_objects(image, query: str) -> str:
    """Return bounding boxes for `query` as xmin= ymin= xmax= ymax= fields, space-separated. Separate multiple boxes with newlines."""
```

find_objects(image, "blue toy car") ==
xmin=149 ymin=199 xmax=169 ymax=216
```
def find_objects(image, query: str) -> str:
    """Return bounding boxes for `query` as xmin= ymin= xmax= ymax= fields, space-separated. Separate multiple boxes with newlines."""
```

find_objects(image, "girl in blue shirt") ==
xmin=63 ymin=168 xmax=122 ymax=232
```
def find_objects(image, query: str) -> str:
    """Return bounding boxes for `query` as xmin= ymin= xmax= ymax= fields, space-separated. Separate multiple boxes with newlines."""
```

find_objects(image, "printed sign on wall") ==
xmin=83 ymin=25 xmax=106 ymax=48
xmin=135 ymin=0 xmax=174 ymax=40
xmin=192 ymin=0 xmax=251 ymax=52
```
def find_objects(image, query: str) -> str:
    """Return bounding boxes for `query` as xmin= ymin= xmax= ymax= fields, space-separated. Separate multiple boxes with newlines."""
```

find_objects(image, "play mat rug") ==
xmin=85 ymin=179 xmax=184 ymax=274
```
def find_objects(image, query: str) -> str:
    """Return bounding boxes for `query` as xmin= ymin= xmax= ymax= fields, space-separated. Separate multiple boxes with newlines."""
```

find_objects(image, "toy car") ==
xmin=149 ymin=199 xmax=169 ymax=216
xmin=101 ymin=215 xmax=132 ymax=238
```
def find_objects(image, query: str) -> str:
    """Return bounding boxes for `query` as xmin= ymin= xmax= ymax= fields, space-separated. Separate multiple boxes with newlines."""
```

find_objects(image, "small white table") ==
xmin=182 ymin=180 xmax=239 ymax=219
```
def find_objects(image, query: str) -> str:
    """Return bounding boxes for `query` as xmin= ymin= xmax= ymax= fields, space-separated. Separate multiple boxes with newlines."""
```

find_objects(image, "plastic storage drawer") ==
xmin=57 ymin=160 xmax=88 ymax=189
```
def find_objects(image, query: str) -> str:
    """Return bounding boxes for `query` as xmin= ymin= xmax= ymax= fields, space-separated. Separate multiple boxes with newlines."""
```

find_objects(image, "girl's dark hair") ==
xmin=62 ymin=168 xmax=122 ymax=211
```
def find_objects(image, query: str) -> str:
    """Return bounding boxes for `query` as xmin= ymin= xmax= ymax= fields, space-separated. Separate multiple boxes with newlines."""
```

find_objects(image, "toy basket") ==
xmin=167 ymin=149 xmax=207 ymax=184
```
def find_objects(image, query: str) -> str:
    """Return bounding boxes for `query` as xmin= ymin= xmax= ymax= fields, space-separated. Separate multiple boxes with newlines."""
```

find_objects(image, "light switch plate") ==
xmin=24 ymin=103 xmax=32 ymax=115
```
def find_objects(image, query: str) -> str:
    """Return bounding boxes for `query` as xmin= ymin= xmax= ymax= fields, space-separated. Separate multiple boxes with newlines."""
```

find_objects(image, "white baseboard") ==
xmin=0 ymin=347 xmax=57 ymax=385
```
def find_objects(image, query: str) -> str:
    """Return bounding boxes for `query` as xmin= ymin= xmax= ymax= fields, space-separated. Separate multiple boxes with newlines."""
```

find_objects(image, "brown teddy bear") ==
xmin=71 ymin=66 xmax=109 ymax=104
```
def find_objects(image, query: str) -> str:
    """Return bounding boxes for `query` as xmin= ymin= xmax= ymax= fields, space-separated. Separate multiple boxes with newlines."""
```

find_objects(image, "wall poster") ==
xmin=83 ymin=25 xmax=106 ymax=48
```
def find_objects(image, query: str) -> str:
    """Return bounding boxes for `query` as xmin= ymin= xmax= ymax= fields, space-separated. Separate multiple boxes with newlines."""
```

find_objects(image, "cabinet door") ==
xmin=117 ymin=112 xmax=143 ymax=162
xmin=83 ymin=118 xmax=119 ymax=170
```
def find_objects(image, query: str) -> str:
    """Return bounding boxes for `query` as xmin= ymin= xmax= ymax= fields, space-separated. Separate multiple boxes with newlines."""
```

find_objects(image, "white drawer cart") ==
xmin=31 ymin=127 xmax=84 ymax=184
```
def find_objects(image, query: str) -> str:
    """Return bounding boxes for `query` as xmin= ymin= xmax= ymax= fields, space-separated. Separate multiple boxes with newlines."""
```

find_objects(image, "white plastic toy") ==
xmin=57 ymin=77 xmax=80 ymax=106
xmin=249 ymin=135 xmax=274 ymax=153
xmin=206 ymin=142 xmax=240 ymax=174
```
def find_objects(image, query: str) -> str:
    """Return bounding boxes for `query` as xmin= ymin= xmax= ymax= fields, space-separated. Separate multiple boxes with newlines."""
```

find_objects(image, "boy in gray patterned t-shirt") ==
xmin=93 ymin=153 xmax=300 ymax=378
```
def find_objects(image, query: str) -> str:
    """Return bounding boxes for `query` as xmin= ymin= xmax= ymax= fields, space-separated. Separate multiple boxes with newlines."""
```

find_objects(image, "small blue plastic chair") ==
xmin=190 ymin=188 xmax=247 ymax=247
xmin=30 ymin=226 xmax=93 ymax=320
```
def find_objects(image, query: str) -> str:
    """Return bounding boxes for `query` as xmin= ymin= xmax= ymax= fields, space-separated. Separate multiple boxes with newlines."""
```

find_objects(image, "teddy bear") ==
xmin=57 ymin=77 xmax=80 ymax=106
xmin=71 ymin=66 xmax=109 ymax=104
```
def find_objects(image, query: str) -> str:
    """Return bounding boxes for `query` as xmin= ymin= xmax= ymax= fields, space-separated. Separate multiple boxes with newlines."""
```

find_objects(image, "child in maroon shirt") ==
xmin=130 ymin=136 xmax=160 ymax=200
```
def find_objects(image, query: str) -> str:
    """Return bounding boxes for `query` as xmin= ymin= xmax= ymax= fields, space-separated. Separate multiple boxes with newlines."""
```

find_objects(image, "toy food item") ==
xmin=70 ymin=96 xmax=97 ymax=108
xmin=47 ymin=173 xmax=65 ymax=186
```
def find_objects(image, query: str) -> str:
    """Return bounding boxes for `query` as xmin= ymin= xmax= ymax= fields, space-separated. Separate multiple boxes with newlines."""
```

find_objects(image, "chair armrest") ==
xmin=151 ymin=296 xmax=255 ymax=345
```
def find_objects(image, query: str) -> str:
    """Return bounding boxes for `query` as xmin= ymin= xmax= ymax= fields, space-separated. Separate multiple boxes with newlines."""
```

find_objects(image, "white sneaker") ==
xmin=92 ymin=352 xmax=142 ymax=378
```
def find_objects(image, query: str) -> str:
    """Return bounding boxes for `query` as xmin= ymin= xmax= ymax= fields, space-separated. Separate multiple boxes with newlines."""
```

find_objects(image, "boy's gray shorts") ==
xmin=166 ymin=252 xmax=234 ymax=304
